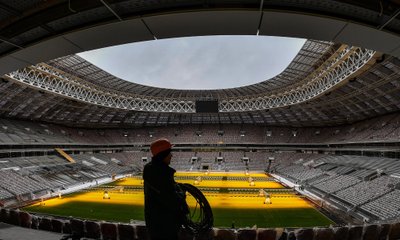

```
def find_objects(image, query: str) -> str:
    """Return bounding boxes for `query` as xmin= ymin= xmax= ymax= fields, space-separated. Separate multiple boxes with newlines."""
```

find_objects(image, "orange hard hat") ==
xmin=150 ymin=138 xmax=173 ymax=156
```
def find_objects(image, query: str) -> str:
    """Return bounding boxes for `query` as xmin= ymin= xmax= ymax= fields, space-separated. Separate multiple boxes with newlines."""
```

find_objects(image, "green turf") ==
xmin=24 ymin=201 xmax=144 ymax=223
xmin=212 ymin=208 xmax=333 ymax=228
xmin=23 ymin=198 xmax=333 ymax=227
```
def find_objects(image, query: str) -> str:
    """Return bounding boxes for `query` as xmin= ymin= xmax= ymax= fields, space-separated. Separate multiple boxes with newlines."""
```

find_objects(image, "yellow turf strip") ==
xmin=32 ymin=171 xmax=311 ymax=210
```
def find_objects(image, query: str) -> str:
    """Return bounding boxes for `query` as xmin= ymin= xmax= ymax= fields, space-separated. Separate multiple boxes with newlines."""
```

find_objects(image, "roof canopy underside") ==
xmin=0 ymin=54 xmax=399 ymax=127
xmin=0 ymin=0 xmax=399 ymax=126
xmin=48 ymin=40 xmax=335 ymax=99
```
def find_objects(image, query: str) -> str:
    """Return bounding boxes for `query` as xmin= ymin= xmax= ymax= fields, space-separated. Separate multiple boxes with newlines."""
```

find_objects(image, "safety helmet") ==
xmin=150 ymin=138 xmax=173 ymax=156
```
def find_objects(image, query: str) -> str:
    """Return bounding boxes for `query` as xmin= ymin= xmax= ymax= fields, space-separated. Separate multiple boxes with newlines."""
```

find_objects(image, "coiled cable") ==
xmin=177 ymin=183 xmax=214 ymax=235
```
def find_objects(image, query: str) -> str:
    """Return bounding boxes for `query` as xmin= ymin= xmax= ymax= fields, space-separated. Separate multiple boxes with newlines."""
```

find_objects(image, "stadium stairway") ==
xmin=55 ymin=148 xmax=76 ymax=163
xmin=0 ymin=222 xmax=64 ymax=240
xmin=1 ymin=208 xmax=400 ymax=240
xmin=0 ymin=222 xmax=98 ymax=240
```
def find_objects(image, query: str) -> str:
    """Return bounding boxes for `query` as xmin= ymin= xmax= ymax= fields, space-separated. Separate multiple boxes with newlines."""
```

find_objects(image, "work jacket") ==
xmin=143 ymin=160 xmax=181 ymax=239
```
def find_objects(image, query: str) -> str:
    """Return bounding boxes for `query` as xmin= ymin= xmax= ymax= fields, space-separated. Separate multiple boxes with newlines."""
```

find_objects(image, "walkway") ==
xmin=0 ymin=222 xmax=64 ymax=240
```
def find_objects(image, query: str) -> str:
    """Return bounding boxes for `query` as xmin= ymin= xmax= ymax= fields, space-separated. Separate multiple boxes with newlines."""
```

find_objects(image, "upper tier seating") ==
xmin=0 ymin=112 xmax=399 ymax=145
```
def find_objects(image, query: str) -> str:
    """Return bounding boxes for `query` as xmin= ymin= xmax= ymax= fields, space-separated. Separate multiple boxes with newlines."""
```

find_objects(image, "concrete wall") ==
xmin=1 ymin=208 xmax=400 ymax=240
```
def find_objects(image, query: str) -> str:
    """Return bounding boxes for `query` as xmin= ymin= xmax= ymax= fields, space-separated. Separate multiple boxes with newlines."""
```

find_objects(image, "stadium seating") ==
xmin=2 ymin=207 xmax=400 ymax=240
xmin=334 ymin=176 xmax=400 ymax=207
xmin=0 ymin=112 xmax=399 ymax=145
xmin=0 ymin=112 xmax=399 ymax=223
xmin=360 ymin=190 xmax=400 ymax=220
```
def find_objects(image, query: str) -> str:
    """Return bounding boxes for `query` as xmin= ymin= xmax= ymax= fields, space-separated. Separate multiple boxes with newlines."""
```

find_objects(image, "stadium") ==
xmin=0 ymin=0 xmax=400 ymax=239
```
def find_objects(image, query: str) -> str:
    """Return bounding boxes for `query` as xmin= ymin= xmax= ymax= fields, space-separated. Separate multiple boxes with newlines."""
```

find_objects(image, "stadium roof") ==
xmin=0 ymin=0 xmax=399 ymax=127
xmin=47 ymin=39 xmax=335 ymax=99
xmin=76 ymin=36 xmax=307 ymax=90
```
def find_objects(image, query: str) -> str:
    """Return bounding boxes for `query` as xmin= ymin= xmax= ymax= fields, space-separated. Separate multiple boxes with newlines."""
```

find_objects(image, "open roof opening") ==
xmin=78 ymin=36 xmax=306 ymax=90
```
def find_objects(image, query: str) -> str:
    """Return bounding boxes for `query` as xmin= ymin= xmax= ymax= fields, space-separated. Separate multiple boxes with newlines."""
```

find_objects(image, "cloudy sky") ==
xmin=78 ymin=36 xmax=306 ymax=90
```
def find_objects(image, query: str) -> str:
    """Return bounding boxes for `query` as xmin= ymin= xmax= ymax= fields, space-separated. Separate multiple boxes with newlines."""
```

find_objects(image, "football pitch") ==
xmin=23 ymin=172 xmax=334 ymax=228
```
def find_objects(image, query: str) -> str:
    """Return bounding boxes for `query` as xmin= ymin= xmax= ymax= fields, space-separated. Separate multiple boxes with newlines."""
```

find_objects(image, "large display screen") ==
xmin=195 ymin=100 xmax=219 ymax=113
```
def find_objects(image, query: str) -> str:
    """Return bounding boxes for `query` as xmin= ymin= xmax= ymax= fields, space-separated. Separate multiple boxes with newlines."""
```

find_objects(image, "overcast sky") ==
xmin=78 ymin=36 xmax=306 ymax=90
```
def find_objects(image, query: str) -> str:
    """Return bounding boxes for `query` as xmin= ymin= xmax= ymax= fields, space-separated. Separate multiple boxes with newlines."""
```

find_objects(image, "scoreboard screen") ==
xmin=195 ymin=100 xmax=219 ymax=113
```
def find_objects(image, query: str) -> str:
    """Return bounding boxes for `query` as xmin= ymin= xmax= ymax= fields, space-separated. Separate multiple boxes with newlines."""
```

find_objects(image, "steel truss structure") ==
xmin=47 ymin=40 xmax=335 ymax=99
xmin=5 ymin=45 xmax=376 ymax=113
xmin=220 ymin=47 xmax=376 ymax=112
xmin=5 ymin=64 xmax=196 ymax=113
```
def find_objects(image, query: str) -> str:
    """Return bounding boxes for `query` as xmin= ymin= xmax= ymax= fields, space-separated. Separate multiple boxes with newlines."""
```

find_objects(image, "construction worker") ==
xmin=143 ymin=138 xmax=182 ymax=240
